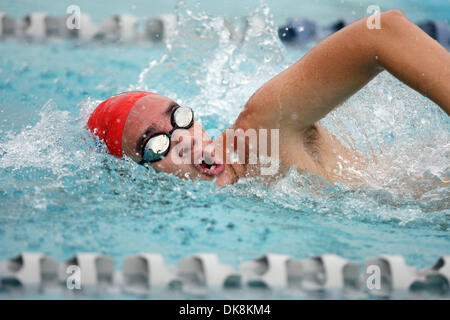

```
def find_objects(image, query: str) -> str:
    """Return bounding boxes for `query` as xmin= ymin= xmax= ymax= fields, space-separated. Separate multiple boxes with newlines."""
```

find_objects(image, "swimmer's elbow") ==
xmin=383 ymin=9 xmax=406 ymax=20
xmin=379 ymin=10 xmax=409 ymax=32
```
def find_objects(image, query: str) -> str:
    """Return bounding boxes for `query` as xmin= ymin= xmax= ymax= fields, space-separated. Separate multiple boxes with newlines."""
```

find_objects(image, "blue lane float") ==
xmin=0 ymin=252 xmax=449 ymax=298
xmin=278 ymin=18 xmax=450 ymax=47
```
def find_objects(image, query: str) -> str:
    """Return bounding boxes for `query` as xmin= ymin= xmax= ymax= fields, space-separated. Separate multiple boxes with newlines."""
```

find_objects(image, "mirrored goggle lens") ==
xmin=143 ymin=134 xmax=170 ymax=161
xmin=173 ymin=106 xmax=193 ymax=128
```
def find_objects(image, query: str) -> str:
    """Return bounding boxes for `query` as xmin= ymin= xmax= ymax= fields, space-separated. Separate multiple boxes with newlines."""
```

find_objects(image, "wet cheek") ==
xmin=154 ymin=163 xmax=166 ymax=171
xmin=171 ymin=166 xmax=195 ymax=180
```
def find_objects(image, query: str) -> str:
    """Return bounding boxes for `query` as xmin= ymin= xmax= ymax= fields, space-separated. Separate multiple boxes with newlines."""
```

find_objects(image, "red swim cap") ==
xmin=87 ymin=91 xmax=153 ymax=157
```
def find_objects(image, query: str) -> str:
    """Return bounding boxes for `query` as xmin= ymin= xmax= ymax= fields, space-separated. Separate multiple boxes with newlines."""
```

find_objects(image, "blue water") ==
xmin=0 ymin=0 xmax=449 ymax=298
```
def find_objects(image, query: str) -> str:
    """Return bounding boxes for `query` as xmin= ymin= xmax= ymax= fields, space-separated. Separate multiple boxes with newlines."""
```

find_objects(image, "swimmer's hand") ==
xmin=237 ymin=10 xmax=450 ymax=135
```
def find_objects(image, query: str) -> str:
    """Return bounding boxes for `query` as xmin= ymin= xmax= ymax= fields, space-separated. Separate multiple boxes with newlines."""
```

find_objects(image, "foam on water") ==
xmin=132 ymin=1 xmax=287 ymax=132
xmin=0 ymin=1 xmax=449 ymax=279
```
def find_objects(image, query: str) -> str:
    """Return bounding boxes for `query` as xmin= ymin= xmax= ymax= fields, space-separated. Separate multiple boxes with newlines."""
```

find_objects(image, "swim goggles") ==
xmin=139 ymin=106 xmax=194 ymax=164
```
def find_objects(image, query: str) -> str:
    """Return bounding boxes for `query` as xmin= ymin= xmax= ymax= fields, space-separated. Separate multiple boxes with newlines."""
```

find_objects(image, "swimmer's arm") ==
xmin=237 ymin=10 xmax=450 ymax=133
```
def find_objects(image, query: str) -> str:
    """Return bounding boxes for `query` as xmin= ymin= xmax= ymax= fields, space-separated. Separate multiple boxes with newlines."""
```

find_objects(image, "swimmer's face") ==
xmin=122 ymin=94 xmax=229 ymax=183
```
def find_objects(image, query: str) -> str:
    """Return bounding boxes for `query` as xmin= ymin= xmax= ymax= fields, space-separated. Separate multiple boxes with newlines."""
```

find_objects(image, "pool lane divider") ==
xmin=0 ymin=252 xmax=449 ymax=298
xmin=1 ymin=12 xmax=448 ymax=47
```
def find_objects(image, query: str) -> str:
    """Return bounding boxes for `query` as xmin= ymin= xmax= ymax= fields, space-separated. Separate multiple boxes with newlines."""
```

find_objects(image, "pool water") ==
xmin=0 ymin=0 xmax=449 ymax=298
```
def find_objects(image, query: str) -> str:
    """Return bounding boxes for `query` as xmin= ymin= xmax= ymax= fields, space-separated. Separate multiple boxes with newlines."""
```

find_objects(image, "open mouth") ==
xmin=195 ymin=159 xmax=225 ymax=176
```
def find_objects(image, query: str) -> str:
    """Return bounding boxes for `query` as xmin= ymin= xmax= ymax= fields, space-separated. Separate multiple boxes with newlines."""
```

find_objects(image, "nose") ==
xmin=170 ymin=122 xmax=214 ymax=164
xmin=170 ymin=129 xmax=193 ymax=159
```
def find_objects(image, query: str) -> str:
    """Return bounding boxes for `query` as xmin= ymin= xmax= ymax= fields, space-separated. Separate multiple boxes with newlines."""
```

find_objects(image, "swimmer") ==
xmin=87 ymin=10 xmax=450 ymax=186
